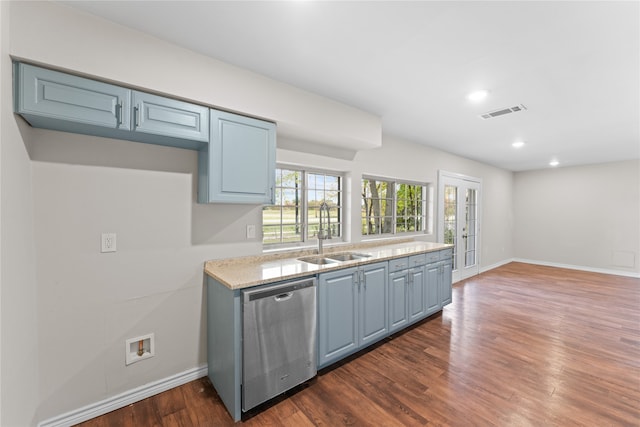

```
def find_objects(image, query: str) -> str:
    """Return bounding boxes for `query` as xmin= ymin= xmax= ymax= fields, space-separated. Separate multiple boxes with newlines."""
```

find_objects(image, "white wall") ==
xmin=514 ymin=160 xmax=640 ymax=275
xmin=1 ymin=1 xmax=40 ymax=426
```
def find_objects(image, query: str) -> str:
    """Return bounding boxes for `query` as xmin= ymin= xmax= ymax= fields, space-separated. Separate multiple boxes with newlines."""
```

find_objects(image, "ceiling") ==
xmin=60 ymin=1 xmax=639 ymax=171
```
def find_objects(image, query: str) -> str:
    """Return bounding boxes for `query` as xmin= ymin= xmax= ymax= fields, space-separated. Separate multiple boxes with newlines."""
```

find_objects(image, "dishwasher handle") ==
xmin=274 ymin=292 xmax=293 ymax=302
xmin=242 ymin=277 xmax=316 ymax=303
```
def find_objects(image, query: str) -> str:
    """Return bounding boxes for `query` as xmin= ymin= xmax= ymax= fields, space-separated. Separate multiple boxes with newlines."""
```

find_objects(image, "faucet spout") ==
xmin=318 ymin=202 xmax=331 ymax=254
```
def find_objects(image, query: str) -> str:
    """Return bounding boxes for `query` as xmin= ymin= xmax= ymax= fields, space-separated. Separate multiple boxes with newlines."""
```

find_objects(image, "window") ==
xmin=361 ymin=177 xmax=428 ymax=236
xmin=263 ymin=167 xmax=342 ymax=246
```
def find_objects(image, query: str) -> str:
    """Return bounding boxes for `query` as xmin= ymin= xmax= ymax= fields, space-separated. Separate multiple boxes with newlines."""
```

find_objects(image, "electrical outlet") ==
xmin=246 ymin=225 xmax=256 ymax=239
xmin=101 ymin=233 xmax=117 ymax=253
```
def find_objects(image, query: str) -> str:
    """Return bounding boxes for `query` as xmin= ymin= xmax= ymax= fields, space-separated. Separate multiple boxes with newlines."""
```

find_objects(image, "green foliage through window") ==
xmin=362 ymin=177 xmax=428 ymax=236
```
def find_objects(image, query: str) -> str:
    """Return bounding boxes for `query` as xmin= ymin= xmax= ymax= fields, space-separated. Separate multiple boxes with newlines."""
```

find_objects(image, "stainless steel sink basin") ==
xmin=326 ymin=252 xmax=372 ymax=262
xmin=298 ymin=256 xmax=340 ymax=265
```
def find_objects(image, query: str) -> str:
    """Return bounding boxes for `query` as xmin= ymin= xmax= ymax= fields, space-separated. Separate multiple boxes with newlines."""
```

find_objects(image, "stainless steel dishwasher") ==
xmin=242 ymin=277 xmax=317 ymax=411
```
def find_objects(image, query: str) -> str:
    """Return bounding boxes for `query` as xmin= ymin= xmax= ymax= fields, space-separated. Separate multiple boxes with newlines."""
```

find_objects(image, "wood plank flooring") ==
xmin=76 ymin=262 xmax=640 ymax=426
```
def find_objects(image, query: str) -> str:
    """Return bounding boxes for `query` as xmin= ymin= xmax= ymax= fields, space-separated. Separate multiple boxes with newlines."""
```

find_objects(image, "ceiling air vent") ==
xmin=479 ymin=104 xmax=527 ymax=120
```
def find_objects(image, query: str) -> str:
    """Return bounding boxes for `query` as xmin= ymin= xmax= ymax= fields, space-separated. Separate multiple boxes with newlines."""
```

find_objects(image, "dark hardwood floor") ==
xmin=77 ymin=262 xmax=640 ymax=426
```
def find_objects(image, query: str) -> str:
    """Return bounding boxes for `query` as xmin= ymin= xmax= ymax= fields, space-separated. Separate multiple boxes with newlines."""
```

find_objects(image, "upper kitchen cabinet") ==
xmin=14 ymin=62 xmax=131 ymax=133
xmin=132 ymin=91 xmax=209 ymax=149
xmin=198 ymin=110 xmax=276 ymax=204
xmin=14 ymin=62 xmax=208 ymax=150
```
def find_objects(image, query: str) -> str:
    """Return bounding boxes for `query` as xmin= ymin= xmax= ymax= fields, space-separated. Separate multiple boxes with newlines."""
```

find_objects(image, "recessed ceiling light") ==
xmin=467 ymin=90 xmax=488 ymax=102
xmin=512 ymin=141 xmax=525 ymax=148
xmin=549 ymin=159 xmax=559 ymax=167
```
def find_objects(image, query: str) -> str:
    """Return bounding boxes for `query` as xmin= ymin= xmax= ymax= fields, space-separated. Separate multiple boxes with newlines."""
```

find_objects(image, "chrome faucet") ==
xmin=317 ymin=201 xmax=331 ymax=254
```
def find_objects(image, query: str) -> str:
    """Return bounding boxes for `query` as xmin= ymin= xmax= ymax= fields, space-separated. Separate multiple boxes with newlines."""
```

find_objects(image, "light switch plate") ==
xmin=246 ymin=225 xmax=256 ymax=239
xmin=101 ymin=233 xmax=117 ymax=253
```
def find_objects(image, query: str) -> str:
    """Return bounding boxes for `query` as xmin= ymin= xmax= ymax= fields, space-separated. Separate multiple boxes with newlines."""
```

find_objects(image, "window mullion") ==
xmin=301 ymin=170 xmax=307 ymax=243
xmin=392 ymin=181 xmax=397 ymax=234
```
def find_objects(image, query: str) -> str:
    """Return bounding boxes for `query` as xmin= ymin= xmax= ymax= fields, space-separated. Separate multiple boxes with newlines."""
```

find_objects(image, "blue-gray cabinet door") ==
xmin=132 ymin=91 xmax=209 ymax=143
xmin=359 ymin=262 xmax=388 ymax=346
xmin=441 ymin=260 xmax=453 ymax=306
xmin=425 ymin=263 xmax=441 ymax=315
xmin=15 ymin=63 xmax=130 ymax=130
xmin=199 ymin=109 xmax=276 ymax=204
xmin=408 ymin=266 xmax=426 ymax=323
xmin=388 ymin=270 xmax=409 ymax=333
xmin=318 ymin=267 xmax=358 ymax=368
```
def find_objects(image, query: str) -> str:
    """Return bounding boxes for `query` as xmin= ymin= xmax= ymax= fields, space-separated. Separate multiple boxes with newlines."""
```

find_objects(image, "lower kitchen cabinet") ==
xmin=388 ymin=267 xmax=409 ymax=333
xmin=425 ymin=248 xmax=454 ymax=309
xmin=205 ymin=246 xmax=452 ymax=421
xmin=318 ymin=261 xmax=388 ymax=368
xmin=388 ymin=254 xmax=432 ymax=333
xmin=408 ymin=265 xmax=426 ymax=321
xmin=425 ymin=263 xmax=442 ymax=314
xmin=206 ymin=276 xmax=242 ymax=422
xmin=440 ymin=250 xmax=453 ymax=306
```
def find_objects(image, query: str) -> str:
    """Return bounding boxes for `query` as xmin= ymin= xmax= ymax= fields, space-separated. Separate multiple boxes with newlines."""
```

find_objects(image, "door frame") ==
xmin=437 ymin=170 xmax=482 ymax=283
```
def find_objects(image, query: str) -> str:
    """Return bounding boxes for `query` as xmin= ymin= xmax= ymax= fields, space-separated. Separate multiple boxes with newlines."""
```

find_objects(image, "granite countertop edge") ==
xmin=204 ymin=239 xmax=453 ymax=290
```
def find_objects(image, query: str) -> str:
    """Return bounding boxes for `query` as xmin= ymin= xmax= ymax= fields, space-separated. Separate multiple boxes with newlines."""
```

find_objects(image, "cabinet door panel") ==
xmin=318 ymin=269 xmax=358 ymax=368
xmin=133 ymin=91 xmax=209 ymax=142
xmin=360 ymin=263 xmax=388 ymax=345
xmin=441 ymin=260 xmax=453 ymax=307
xmin=408 ymin=267 xmax=426 ymax=322
xmin=201 ymin=110 xmax=276 ymax=204
xmin=425 ymin=264 xmax=441 ymax=315
xmin=388 ymin=271 xmax=409 ymax=333
xmin=17 ymin=63 xmax=130 ymax=130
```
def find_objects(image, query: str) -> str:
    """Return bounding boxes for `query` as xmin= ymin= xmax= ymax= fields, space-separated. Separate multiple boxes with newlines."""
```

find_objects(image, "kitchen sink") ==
xmin=298 ymin=256 xmax=340 ymax=265
xmin=326 ymin=252 xmax=372 ymax=262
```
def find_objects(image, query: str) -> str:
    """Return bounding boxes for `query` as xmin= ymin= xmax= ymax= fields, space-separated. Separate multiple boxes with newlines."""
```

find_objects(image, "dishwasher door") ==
xmin=242 ymin=277 xmax=317 ymax=412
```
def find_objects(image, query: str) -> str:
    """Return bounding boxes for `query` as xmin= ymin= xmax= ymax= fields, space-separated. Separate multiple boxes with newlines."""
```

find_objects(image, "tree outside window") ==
xmin=362 ymin=177 xmax=427 ymax=236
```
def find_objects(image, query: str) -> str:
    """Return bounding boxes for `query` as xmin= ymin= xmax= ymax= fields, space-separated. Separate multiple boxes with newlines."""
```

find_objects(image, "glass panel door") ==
xmin=444 ymin=185 xmax=458 ymax=270
xmin=438 ymin=172 xmax=481 ymax=283
xmin=464 ymin=188 xmax=478 ymax=269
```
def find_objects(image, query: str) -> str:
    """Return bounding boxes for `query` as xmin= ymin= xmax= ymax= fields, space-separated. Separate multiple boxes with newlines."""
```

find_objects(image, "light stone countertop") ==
xmin=204 ymin=240 xmax=453 ymax=290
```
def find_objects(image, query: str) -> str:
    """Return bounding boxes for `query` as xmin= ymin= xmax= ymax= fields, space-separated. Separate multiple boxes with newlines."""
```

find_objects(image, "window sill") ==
xmin=263 ymin=239 xmax=348 ymax=255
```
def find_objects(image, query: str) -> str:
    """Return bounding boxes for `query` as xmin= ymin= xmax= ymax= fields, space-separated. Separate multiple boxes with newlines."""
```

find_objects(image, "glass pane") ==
xmin=395 ymin=183 xmax=426 ymax=234
xmin=329 ymin=207 xmax=340 ymax=222
xmin=262 ymin=206 xmax=281 ymax=226
xmin=444 ymin=184 xmax=457 ymax=270
xmin=280 ymin=169 xmax=300 ymax=188
xmin=464 ymin=188 xmax=477 ymax=268
xmin=308 ymin=190 xmax=318 ymax=204
xmin=282 ymin=206 xmax=302 ymax=227
xmin=325 ymin=175 xmax=339 ymax=191
xmin=262 ymin=225 xmax=281 ymax=245
xmin=331 ymin=222 xmax=341 ymax=237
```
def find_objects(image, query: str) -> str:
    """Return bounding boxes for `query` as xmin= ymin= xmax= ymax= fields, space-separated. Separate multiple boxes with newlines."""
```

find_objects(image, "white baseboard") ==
xmin=512 ymin=258 xmax=640 ymax=278
xmin=479 ymin=258 xmax=514 ymax=274
xmin=38 ymin=365 xmax=208 ymax=427
xmin=476 ymin=258 xmax=640 ymax=278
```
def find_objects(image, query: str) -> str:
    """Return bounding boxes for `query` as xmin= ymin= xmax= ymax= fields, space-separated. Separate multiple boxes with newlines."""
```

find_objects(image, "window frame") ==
xmin=361 ymin=175 xmax=431 ymax=238
xmin=263 ymin=165 xmax=344 ymax=249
